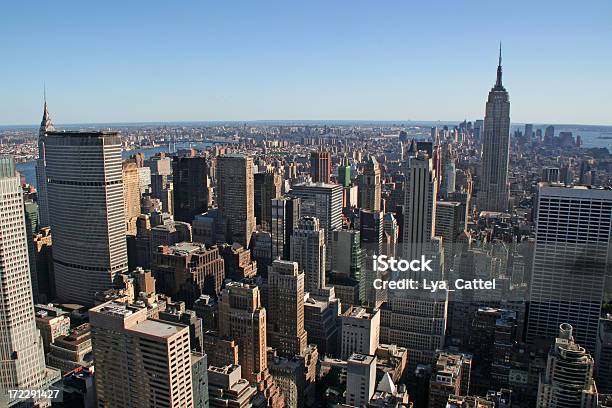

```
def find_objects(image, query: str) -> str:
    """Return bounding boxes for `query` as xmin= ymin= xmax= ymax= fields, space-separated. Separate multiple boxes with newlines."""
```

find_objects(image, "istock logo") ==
xmin=372 ymin=255 xmax=433 ymax=272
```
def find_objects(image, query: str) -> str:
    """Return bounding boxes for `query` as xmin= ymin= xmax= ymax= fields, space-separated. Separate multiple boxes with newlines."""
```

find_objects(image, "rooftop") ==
xmin=343 ymin=306 xmax=378 ymax=319
xmin=129 ymin=319 xmax=185 ymax=338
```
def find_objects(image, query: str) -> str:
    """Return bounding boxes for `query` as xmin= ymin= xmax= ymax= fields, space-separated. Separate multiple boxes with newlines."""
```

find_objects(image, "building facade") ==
xmin=45 ymin=131 xmax=128 ymax=305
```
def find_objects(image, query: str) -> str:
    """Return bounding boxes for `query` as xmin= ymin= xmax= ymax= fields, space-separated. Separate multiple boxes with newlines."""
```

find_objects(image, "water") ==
xmin=16 ymin=129 xmax=611 ymax=187
xmin=16 ymin=142 xmax=213 ymax=187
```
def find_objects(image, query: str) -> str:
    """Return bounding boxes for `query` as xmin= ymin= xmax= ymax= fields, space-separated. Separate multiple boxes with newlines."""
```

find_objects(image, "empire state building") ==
xmin=478 ymin=46 xmax=510 ymax=212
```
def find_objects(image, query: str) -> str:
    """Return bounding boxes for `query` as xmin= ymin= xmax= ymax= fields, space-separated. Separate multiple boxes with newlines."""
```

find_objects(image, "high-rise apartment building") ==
xmin=45 ymin=131 xmax=128 ymax=305
xmin=358 ymin=156 xmax=382 ymax=211
xmin=35 ymin=99 xmax=54 ymax=227
xmin=271 ymin=197 xmax=300 ymax=260
xmin=173 ymin=156 xmax=209 ymax=223
xmin=309 ymin=151 xmax=331 ymax=183
xmin=478 ymin=47 xmax=511 ymax=212
xmin=217 ymin=154 xmax=256 ymax=248
xmin=0 ymin=156 xmax=51 ymax=405
xmin=536 ymin=324 xmax=598 ymax=408
xmin=90 ymin=301 xmax=195 ymax=407
xmin=527 ymin=184 xmax=612 ymax=352
xmin=267 ymin=260 xmax=308 ymax=357
xmin=291 ymin=217 xmax=326 ymax=293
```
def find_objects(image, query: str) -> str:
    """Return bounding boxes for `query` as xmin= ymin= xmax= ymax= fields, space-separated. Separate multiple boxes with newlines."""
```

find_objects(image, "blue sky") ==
xmin=1 ymin=1 xmax=611 ymax=125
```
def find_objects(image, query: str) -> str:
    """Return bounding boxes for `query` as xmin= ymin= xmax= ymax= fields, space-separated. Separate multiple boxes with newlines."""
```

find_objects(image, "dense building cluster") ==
xmin=0 ymin=50 xmax=611 ymax=408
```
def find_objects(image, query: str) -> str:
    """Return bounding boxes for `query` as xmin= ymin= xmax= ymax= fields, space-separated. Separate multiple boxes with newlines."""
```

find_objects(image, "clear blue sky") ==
xmin=1 ymin=0 xmax=611 ymax=125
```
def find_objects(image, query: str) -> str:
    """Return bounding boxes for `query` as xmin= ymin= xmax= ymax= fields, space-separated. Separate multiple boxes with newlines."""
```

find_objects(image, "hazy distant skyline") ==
xmin=2 ymin=0 xmax=611 ymax=125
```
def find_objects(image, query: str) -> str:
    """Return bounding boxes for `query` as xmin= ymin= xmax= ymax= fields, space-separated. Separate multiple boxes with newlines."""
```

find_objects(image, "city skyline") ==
xmin=1 ymin=1 xmax=611 ymax=126
xmin=1 ymin=3 xmax=611 ymax=407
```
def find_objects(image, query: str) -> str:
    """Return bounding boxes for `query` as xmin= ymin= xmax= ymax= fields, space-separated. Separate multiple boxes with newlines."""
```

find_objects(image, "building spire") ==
xmin=40 ymin=85 xmax=54 ymax=134
xmin=495 ymin=42 xmax=503 ymax=88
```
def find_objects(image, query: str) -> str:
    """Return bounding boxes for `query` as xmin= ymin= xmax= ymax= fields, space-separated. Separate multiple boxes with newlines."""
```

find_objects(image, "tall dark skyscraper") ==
xmin=46 ymin=131 xmax=128 ymax=305
xmin=172 ymin=155 xmax=209 ymax=223
xmin=254 ymin=169 xmax=282 ymax=232
xmin=271 ymin=196 xmax=300 ymax=260
xmin=478 ymin=46 xmax=510 ymax=213
xmin=310 ymin=150 xmax=331 ymax=183
xmin=35 ymin=97 xmax=54 ymax=227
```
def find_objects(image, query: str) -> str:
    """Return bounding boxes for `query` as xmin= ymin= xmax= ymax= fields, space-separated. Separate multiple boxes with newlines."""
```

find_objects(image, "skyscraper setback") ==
xmin=45 ymin=131 xmax=129 ymax=305
xmin=478 ymin=47 xmax=511 ymax=212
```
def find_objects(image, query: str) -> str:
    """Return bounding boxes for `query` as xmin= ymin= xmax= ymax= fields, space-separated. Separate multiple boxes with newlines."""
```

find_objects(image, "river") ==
xmin=16 ymin=142 xmax=213 ymax=187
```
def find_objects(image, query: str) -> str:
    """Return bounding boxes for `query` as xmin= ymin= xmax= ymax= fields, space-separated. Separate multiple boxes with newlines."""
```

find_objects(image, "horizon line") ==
xmin=2 ymin=119 xmax=612 ymax=129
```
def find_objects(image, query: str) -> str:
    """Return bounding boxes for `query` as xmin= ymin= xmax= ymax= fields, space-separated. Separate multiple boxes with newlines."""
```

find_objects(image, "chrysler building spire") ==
xmin=40 ymin=87 xmax=54 ymax=134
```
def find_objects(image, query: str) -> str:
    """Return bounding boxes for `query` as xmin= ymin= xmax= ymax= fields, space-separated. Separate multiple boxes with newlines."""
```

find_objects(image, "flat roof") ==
xmin=130 ymin=319 xmax=185 ymax=338
xmin=46 ymin=130 xmax=118 ymax=136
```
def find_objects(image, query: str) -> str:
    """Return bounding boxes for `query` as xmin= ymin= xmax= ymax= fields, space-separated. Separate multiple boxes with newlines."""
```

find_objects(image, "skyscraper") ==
xmin=478 ymin=46 xmax=510 ymax=213
xmin=290 ymin=182 xmax=343 ymax=270
xmin=357 ymin=156 xmax=382 ymax=211
xmin=267 ymin=260 xmax=308 ymax=358
xmin=90 ymin=301 xmax=196 ymax=408
xmin=173 ymin=156 xmax=209 ymax=223
xmin=309 ymin=150 xmax=331 ymax=183
xmin=122 ymin=161 xmax=141 ymax=235
xmin=291 ymin=217 xmax=326 ymax=293
xmin=271 ymin=197 xmax=300 ymax=260
xmin=524 ymin=123 xmax=534 ymax=143
xmin=337 ymin=155 xmax=351 ymax=188
xmin=35 ymin=98 xmax=54 ymax=227
xmin=536 ymin=324 xmax=598 ymax=407
xmin=402 ymin=151 xmax=437 ymax=260
xmin=218 ymin=282 xmax=284 ymax=407
xmin=254 ymin=170 xmax=282 ymax=232
xmin=435 ymin=201 xmax=466 ymax=268
xmin=46 ymin=131 xmax=128 ymax=305
xmin=527 ymin=183 xmax=612 ymax=352
xmin=0 ymin=155 xmax=50 ymax=404
xmin=218 ymin=282 xmax=267 ymax=384
xmin=216 ymin=154 xmax=256 ymax=248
